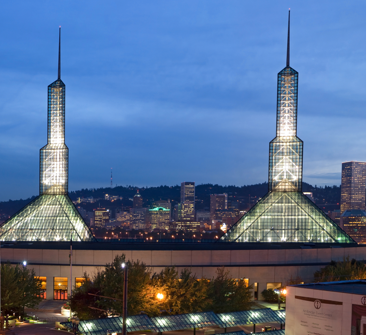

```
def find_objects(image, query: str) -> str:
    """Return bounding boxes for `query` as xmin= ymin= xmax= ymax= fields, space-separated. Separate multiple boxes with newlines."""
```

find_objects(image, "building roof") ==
xmin=0 ymin=240 xmax=363 ymax=252
xmin=341 ymin=210 xmax=366 ymax=217
xmin=291 ymin=280 xmax=366 ymax=295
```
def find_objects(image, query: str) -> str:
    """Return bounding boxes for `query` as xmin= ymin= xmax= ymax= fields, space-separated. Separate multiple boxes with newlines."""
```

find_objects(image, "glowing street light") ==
xmin=156 ymin=293 xmax=164 ymax=301
xmin=22 ymin=261 xmax=27 ymax=267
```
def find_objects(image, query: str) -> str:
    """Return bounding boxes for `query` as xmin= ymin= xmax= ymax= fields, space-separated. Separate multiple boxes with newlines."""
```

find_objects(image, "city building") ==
xmin=221 ymin=12 xmax=354 ymax=244
xmin=180 ymin=182 xmax=195 ymax=221
xmin=0 ymin=29 xmax=94 ymax=242
xmin=210 ymin=194 xmax=228 ymax=220
xmin=130 ymin=207 xmax=148 ymax=230
xmin=149 ymin=207 xmax=170 ymax=230
xmin=328 ymin=209 xmax=341 ymax=226
xmin=285 ymin=280 xmax=366 ymax=335
xmin=153 ymin=200 xmax=171 ymax=220
xmin=94 ymin=208 xmax=110 ymax=228
xmin=341 ymin=210 xmax=366 ymax=244
xmin=341 ymin=161 xmax=366 ymax=214
xmin=133 ymin=189 xmax=143 ymax=208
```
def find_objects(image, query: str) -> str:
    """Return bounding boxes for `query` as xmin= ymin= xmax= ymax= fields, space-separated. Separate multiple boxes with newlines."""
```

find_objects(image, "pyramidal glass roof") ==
xmin=0 ymin=194 xmax=94 ymax=242
xmin=221 ymin=192 xmax=355 ymax=243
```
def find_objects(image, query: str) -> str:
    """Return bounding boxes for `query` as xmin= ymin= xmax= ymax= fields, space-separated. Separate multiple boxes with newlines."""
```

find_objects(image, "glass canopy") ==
xmin=62 ymin=315 xmax=158 ymax=335
xmin=152 ymin=312 xmax=224 ymax=332
xmin=0 ymin=194 xmax=94 ymax=242
xmin=217 ymin=309 xmax=283 ymax=327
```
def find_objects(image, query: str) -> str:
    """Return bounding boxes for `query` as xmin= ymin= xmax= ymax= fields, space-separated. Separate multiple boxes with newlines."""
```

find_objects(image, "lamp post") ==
xmin=71 ymin=317 xmax=79 ymax=335
xmin=275 ymin=289 xmax=287 ymax=310
xmin=121 ymin=262 xmax=128 ymax=335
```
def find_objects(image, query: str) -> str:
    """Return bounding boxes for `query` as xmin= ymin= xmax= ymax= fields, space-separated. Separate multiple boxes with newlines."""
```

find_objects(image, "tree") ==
xmin=206 ymin=267 xmax=252 ymax=313
xmin=151 ymin=267 xmax=209 ymax=315
xmin=71 ymin=254 xmax=159 ymax=319
xmin=261 ymin=289 xmax=279 ymax=303
xmin=1 ymin=263 xmax=42 ymax=314
xmin=314 ymin=257 xmax=366 ymax=282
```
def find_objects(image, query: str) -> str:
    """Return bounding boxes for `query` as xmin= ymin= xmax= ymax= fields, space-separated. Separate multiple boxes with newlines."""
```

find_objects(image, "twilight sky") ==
xmin=0 ymin=1 xmax=365 ymax=201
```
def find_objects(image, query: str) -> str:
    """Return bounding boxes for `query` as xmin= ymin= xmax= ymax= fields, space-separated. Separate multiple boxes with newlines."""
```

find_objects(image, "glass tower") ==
xmin=0 ymin=28 xmax=94 ymax=242
xmin=221 ymin=12 xmax=355 ymax=244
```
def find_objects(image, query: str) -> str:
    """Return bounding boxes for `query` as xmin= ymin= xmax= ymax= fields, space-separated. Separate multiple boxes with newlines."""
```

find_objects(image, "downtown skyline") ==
xmin=0 ymin=1 xmax=365 ymax=201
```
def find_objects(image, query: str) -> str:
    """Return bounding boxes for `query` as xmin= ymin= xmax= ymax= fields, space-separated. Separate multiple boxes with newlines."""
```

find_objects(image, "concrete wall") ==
xmin=2 ymin=245 xmax=365 ymax=301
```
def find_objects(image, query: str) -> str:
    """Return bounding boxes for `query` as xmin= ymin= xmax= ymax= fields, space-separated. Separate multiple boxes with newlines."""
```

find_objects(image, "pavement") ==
xmin=24 ymin=301 xmax=68 ymax=323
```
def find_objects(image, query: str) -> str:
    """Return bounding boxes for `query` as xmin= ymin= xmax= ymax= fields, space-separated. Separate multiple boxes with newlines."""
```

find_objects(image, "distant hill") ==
xmin=0 ymin=182 xmax=341 ymax=219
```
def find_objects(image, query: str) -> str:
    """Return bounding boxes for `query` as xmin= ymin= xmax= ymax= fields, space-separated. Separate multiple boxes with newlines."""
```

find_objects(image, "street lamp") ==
xmin=71 ymin=317 xmax=80 ymax=335
xmin=275 ymin=289 xmax=287 ymax=310
xmin=156 ymin=293 xmax=164 ymax=301
xmin=22 ymin=261 xmax=27 ymax=267
xmin=121 ymin=262 xmax=128 ymax=335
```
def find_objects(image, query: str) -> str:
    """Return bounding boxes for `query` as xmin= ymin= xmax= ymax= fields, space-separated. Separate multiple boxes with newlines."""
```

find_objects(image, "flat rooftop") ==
xmin=291 ymin=280 xmax=366 ymax=295
xmin=0 ymin=240 xmax=363 ymax=251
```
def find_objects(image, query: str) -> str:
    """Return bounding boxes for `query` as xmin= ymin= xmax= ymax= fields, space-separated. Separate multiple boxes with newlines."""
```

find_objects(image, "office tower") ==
xmin=0 ymin=29 xmax=94 ymax=242
xmin=94 ymin=208 xmax=110 ymax=228
xmin=210 ymin=194 xmax=228 ymax=220
xmin=340 ymin=162 xmax=366 ymax=244
xmin=221 ymin=12 xmax=354 ymax=243
xmin=180 ymin=182 xmax=195 ymax=221
xmin=130 ymin=207 xmax=148 ymax=230
xmin=154 ymin=200 xmax=172 ymax=220
xmin=149 ymin=207 xmax=170 ymax=230
xmin=133 ymin=189 xmax=143 ymax=208
xmin=341 ymin=210 xmax=366 ymax=244
xmin=341 ymin=162 xmax=366 ymax=213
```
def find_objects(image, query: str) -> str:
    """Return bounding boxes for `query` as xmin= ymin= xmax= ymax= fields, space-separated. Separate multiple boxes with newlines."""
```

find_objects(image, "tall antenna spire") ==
xmin=58 ymin=26 xmax=61 ymax=79
xmin=286 ymin=10 xmax=290 ymax=67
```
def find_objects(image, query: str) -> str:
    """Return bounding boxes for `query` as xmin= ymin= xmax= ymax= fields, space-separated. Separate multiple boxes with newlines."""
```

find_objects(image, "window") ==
xmin=267 ymin=282 xmax=282 ymax=290
xmin=35 ymin=276 xmax=47 ymax=299
xmin=75 ymin=277 xmax=88 ymax=288
xmin=54 ymin=277 xmax=68 ymax=300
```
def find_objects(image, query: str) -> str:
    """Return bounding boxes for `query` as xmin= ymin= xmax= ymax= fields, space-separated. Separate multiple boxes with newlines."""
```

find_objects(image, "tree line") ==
xmin=70 ymin=254 xmax=252 ymax=320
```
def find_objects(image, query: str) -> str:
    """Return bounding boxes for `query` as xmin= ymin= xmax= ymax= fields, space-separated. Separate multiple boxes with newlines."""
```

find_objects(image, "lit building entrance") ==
xmin=54 ymin=277 xmax=68 ymax=300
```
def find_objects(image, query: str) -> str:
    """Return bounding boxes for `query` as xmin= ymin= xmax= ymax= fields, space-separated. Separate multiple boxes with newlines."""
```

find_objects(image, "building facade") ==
xmin=133 ymin=189 xmax=143 ymax=208
xmin=180 ymin=182 xmax=195 ymax=221
xmin=210 ymin=194 xmax=228 ymax=220
xmin=341 ymin=161 xmax=366 ymax=214
xmin=149 ymin=207 xmax=170 ymax=230
xmin=94 ymin=208 xmax=110 ymax=228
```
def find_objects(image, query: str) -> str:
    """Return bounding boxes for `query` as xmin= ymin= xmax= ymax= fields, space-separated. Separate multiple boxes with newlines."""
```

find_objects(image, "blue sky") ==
xmin=0 ymin=1 xmax=365 ymax=201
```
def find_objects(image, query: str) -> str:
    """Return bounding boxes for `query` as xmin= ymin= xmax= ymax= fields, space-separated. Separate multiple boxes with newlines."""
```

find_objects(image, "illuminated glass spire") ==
xmin=0 ymin=28 xmax=94 ymax=242
xmin=40 ymin=27 xmax=68 ymax=195
xmin=221 ymin=11 xmax=355 ymax=244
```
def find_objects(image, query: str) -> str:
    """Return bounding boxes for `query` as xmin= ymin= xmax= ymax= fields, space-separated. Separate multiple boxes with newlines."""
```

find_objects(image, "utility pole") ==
xmin=122 ymin=263 xmax=128 ymax=335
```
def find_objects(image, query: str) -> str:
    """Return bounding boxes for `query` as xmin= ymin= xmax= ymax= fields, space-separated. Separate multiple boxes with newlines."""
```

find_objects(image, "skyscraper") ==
xmin=341 ymin=161 xmax=366 ymax=213
xmin=180 ymin=182 xmax=195 ymax=221
xmin=210 ymin=194 xmax=228 ymax=220
xmin=221 ymin=12 xmax=354 ymax=244
xmin=0 ymin=29 xmax=94 ymax=242
xmin=340 ymin=161 xmax=366 ymax=244
xmin=133 ymin=189 xmax=143 ymax=208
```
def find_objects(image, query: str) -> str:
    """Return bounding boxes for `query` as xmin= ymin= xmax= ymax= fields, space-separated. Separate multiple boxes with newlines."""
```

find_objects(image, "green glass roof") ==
xmin=0 ymin=194 xmax=94 ymax=242
xmin=149 ymin=207 xmax=170 ymax=212
xmin=217 ymin=309 xmax=283 ymax=327
xmin=221 ymin=192 xmax=355 ymax=243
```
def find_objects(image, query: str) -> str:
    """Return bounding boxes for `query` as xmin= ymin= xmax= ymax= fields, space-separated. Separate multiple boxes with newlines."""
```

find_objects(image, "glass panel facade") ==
xmin=221 ymin=192 xmax=355 ymax=243
xmin=0 ymin=194 xmax=94 ymax=241
xmin=54 ymin=277 xmax=68 ymax=300
xmin=40 ymin=80 xmax=68 ymax=195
